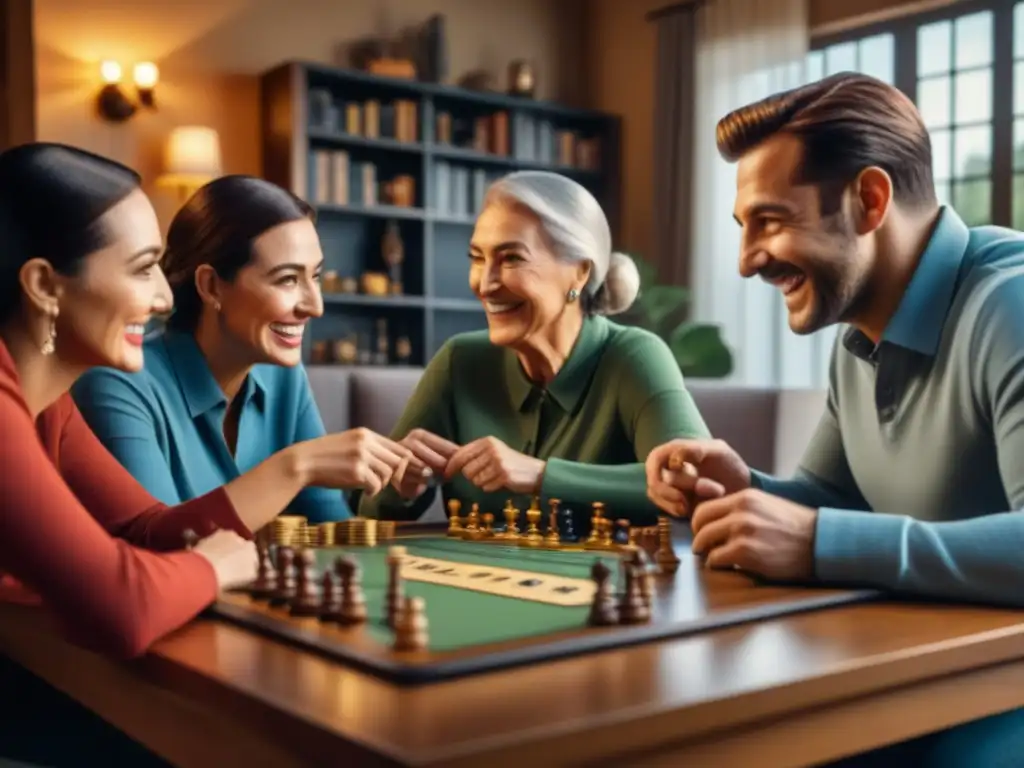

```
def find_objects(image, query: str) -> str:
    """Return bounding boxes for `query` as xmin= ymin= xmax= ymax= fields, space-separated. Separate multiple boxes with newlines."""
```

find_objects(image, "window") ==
xmin=811 ymin=0 xmax=1022 ymax=229
xmin=807 ymin=34 xmax=895 ymax=83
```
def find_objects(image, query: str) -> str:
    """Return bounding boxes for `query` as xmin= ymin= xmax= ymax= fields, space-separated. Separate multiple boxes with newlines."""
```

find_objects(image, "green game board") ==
xmin=308 ymin=537 xmax=622 ymax=652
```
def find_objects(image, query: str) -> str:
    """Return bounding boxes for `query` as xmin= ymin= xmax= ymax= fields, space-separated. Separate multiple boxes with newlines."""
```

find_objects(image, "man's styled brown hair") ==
xmin=716 ymin=72 xmax=936 ymax=213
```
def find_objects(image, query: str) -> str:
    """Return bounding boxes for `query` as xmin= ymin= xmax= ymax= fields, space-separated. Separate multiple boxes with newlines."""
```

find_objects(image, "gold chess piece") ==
xmin=503 ymin=500 xmax=520 ymax=539
xmin=446 ymin=499 xmax=463 ymax=537
xmin=481 ymin=512 xmax=495 ymax=538
xmin=464 ymin=503 xmax=484 ymax=541
xmin=655 ymin=516 xmax=681 ymax=574
xmin=545 ymin=498 xmax=561 ymax=546
xmin=523 ymin=505 xmax=543 ymax=546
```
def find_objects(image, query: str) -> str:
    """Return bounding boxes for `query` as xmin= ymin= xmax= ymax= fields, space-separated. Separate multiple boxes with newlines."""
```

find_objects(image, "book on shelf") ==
xmin=309 ymin=88 xmax=420 ymax=142
xmin=434 ymin=162 xmax=496 ymax=219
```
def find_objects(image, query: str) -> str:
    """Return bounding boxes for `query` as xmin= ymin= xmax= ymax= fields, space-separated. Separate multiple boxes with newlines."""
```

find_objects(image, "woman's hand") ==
xmin=444 ymin=437 xmax=545 ymax=494
xmin=289 ymin=428 xmax=425 ymax=497
xmin=393 ymin=428 xmax=458 ymax=499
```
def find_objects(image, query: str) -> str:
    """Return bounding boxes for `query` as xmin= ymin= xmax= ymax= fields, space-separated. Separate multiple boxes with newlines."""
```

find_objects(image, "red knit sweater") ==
xmin=0 ymin=340 xmax=251 ymax=657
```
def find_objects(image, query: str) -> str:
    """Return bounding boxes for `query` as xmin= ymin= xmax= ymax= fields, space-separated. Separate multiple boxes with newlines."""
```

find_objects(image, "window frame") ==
xmin=811 ymin=0 xmax=1015 ymax=226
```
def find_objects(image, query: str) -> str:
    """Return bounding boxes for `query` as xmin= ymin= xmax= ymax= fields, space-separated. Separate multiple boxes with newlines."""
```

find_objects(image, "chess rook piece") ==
xmin=290 ymin=549 xmax=322 ymax=616
xmin=392 ymin=596 xmax=429 ymax=652
xmin=251 ymin=544 xmax=277 ymax=599
xmin=335 ymin=555 xmax=368 ymax=625
xmin=385 ymin=546 xmax=407 ymax=628
xmin=655 ymin=517 xmax=681 ymax=574
xmin=587 ymin=560 xmax=618 ymax=626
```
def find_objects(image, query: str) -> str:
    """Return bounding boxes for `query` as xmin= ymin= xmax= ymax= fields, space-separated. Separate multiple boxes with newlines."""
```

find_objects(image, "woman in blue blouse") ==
xmin=73 ymin=175 xmax=389 ymax=522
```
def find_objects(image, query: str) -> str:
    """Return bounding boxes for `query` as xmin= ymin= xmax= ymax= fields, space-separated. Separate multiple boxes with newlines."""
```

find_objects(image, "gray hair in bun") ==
xmin=483 ymin=171 xmax=640 ymax=315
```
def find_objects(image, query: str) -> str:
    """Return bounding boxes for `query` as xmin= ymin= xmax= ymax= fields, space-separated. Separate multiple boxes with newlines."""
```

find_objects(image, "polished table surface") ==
xmin=3 ymin=532 xmax=1024 ymax=767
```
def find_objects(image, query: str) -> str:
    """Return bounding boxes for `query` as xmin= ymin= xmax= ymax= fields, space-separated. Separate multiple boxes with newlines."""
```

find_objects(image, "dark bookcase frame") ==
xmin=259 ymin=60 xmax=622 ymax=366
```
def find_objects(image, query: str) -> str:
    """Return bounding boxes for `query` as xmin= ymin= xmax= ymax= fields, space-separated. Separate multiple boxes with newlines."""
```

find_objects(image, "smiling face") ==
xmin=469 ymin=200 xmax=590 ymax=348
xmin=733 ymin=133 xmax=873 ymax=335
xmin=202 ymin=218 xmax=324 ymax=367
xmin=48 ymin=188 xmax=169 ymax=372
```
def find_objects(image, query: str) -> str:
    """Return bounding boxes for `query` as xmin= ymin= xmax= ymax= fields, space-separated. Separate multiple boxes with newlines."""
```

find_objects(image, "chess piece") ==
xmin=251 ymin=544 xmax=277 ymax=599
xmin=545 ymin=499 xmax=561 ymax=546
xmin=290 ymin=549 xmax=322 ymax=616
xmin=619 ymin=564 xmax=651 ymax=623
xmin=587 ymin=560 xmax=618 ymax=626
xmin=615 ymin=519 xmax=631 ymax=546
xmin=631 ymin=548 xmax=654 ymax=605
xmin=335 ymin=555 xmax=368 ymax=625
xmin=464 ymin=504 xmax=483 ymax=540
xmin=481 ymin=512 xmax=495 ymax=538
xmin=393 ymin=596 xmax=429 ymax=652
xmin=503 ymin=501 xmax=520 ymax=538
xmin=269 ymin=546 xmax=297 ymax=606
xmin=655 ymin=517 xmax=681 ymax=574
xmin=385 ymin=546 xmax=407 ymax=628
xmin=524 ymin=500 xmax=543 ymax=546
xmin=320 ymin=570 xmax=343 ymax=620
xmin=446 ymin=499 xmax=463 ymax=537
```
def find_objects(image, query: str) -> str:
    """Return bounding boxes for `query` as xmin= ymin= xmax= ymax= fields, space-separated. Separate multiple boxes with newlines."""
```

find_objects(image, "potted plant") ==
xmin=617 ymin=253 xmax=733 ymax=379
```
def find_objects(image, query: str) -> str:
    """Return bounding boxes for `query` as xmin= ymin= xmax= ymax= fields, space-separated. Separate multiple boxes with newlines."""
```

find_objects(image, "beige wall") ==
xmin=34 ymin=0 xmax=585 ymax=228
xmin=585 ymin=0 xmax=952 ymax=258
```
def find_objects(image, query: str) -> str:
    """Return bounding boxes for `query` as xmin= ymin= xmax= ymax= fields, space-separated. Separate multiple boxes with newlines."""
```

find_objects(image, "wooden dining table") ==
xmin=2 ymin=526 xmax=1024 ymax=767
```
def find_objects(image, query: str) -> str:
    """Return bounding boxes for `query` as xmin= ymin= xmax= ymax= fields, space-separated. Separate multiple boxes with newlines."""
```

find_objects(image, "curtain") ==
xmin=655 ymin=0 xmax=833 ymax=388
xmin=653 ymin=9 xmax=697 ymax=287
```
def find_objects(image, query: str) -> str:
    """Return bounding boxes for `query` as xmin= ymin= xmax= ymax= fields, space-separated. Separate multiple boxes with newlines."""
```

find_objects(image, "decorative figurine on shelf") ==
xmin=395 ymin=336 xmax=412 ymax=365
xmin=382 ymin=220 xmax=404 ymax=295
xmin=508 ymin=60 xmax=536 ymax=98
xmin=310 ymin=340 xmax=328 ymax=364
xmin=321 ymin=270 xmax=340 ymax=293
xmin=332 ymin=335 xmax=358 ymax=365
xmin=374 ymin=319 xmax=390 ymax=366
xmin=339 ymin=276 xmax=358 ymax=294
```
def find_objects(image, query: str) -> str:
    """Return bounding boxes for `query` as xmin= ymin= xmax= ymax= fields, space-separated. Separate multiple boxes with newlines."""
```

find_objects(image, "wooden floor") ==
xmin=2 ymin=535 xmax=1024 ymax=766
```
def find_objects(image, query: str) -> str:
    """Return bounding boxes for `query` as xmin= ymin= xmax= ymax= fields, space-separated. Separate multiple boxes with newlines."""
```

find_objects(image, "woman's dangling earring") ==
xmin=566 ymin=288 xmax=579 ymax=302
xmin=40 ymin=305 xmax=58 ymax=356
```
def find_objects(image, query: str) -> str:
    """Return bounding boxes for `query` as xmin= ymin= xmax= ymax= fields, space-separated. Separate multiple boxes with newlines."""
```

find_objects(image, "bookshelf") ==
xmin=259 ymin=61 xmax=622 ymax=367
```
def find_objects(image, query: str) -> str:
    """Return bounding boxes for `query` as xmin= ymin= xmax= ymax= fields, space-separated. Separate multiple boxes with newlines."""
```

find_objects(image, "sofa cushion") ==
xmin=306 ymin=366 xmax=351 ymax=433
xmin=687 ymin=385 xmax=780 ymax=473
xmin=348 ymin=367 xmax=425 ymax=437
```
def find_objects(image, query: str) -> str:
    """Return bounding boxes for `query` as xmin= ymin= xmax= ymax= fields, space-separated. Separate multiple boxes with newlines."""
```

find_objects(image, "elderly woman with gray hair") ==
xmin=360 ymin=171 xmax=710 ymax=529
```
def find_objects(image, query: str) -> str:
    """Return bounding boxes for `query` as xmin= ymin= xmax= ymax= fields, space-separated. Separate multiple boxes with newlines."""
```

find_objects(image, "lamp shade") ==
xmin=157 ymin=126 xmax=222 ymax=190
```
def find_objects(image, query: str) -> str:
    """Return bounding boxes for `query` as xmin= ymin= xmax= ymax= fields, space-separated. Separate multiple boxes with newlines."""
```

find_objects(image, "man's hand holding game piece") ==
xmin=645 ymin=438 xmax=750 ymax=517
xmin=443 ymin=437 xmax=545 ymax=494
xmin=690 ymin=489 xmax=816 ymax=581
xmin=289 ymin=428 xmax=421 ymax=497
xmin=192 ymin=529 xmax=260 ymax=591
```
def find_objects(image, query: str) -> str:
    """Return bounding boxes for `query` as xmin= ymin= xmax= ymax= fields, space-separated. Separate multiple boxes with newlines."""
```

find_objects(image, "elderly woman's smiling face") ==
xmin=468 ymin=199 xmax=590 ymax=349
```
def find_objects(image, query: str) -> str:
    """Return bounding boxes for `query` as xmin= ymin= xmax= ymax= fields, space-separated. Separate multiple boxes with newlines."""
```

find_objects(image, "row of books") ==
xmin=309 ymin=89 xmax=420 ymax=143
xmin=307 ymin=89 xmax=602 ymax=171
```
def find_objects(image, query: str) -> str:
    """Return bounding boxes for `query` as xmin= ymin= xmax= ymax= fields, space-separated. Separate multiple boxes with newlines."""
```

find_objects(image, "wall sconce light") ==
xmin=157 ymin=126 xmax=223 ymax=202
xmin=97 ymin=60 xmax=160 ymax=122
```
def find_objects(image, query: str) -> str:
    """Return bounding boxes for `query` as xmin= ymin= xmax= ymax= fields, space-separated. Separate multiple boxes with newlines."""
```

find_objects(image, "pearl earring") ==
xmin=567 ymin=288 xmax=579 ymax=302
xmin=40 ymin=306 xmax=58 ymax=356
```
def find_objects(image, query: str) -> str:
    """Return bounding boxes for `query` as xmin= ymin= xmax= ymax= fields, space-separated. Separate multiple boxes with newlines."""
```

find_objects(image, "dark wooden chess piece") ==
xmin=393 ymin=596 xmax=429 ymax=652
xmin=631 ymin=548 xmax=654 ymax=605
xmin=319 ymin=571 xmax=343 ymax=621
xmin=335 ymin=555 xmax=368 ymax=625
xmin=269 ymin=546 xmax=296 ymax=606
xmin=251 ymin=544 xmax=277 ymax=599
xmin=385 ymin=546 xmax=406 ymax=628
xmin=587 ymin=560 xmax=618 ymax=626
xmin=619 ymin=564 xmax=651 ymax=624
xmin=655 ymin=517 xmax=681 ymax=574
xmin=290 ymin=549 xmax=322 ymax=617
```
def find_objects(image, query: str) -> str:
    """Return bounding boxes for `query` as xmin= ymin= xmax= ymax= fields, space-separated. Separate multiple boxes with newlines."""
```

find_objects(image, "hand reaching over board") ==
xmin=393 ymin=428 xmax=458 ymax=498
xmin=444 ymin=437 xmax=545 ymax=494
xmin=645 ymin=438 xmax=749 ymax=517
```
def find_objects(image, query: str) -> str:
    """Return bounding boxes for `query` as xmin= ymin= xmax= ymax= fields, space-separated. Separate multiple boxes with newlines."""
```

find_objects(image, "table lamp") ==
xmin=156 ymin=126 xmax=223 ymax=202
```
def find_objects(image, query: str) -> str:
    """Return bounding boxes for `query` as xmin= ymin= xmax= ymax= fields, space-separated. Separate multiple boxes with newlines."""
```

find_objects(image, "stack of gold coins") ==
xmin=317 ymin=522 xmax=337 ymax=547
xmin=347 ymin=517 xmax=378 ymax=547
xmin=335 ymin=519 xmax=353 ymax=545
xmin=378 ymin=521 xmax=396 ymax=541
xmin=272 ymin=515 xmax=306 ymax=546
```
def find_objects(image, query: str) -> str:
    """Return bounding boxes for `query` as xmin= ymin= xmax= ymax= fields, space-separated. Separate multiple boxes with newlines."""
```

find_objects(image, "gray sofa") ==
xmin=306 ymin=365 xmax=827 ymax=521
